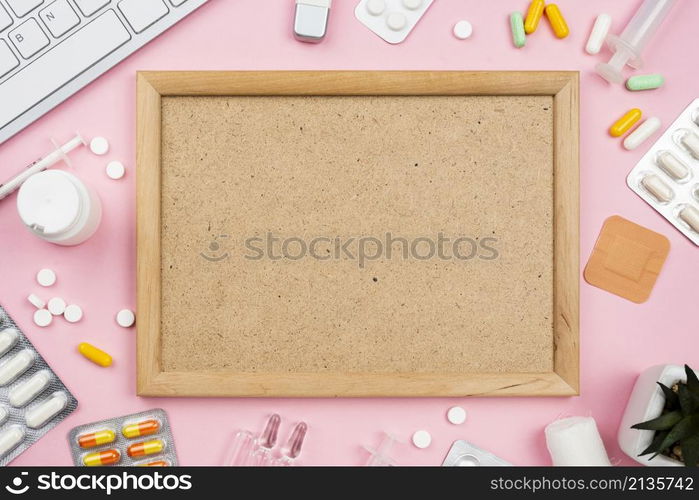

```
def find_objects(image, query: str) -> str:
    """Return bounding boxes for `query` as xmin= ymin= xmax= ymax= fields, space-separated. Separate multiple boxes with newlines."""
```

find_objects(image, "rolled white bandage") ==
xmin=545 ymin=416 xmax=611 ymax=466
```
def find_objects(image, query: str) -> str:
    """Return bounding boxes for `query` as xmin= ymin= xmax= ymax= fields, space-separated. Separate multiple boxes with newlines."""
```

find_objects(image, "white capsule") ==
xmin=679 ymin=205 xmax=699 ymax=233
xmin=0 ymin=426 xmax=25 ymax=457
xmin=624 ymin=117 xmax=661 ymax=150
xmin=642 ymin=174 xmax=674 ymax=203
xmin=657 ymin=151 xmax=690 ymax=181
xmin=25 ymin=391 xmax=68 ymax=429
xmin=10 ymin=370 xmax=51 ymax=408
xmin=27 ymin=294 xmax=45 ymax=309
xmin=0 ymin=406 xmax=8 ymax=425
xmin=0 ymin=349 xmax=35 ymax=386
xmin=0 ymin=328 xmax=19 ymax=357
xmin=586 ymin=14 xmax=612 ymax=55
xmin=680 ymin=130 xmax=699 ymax=159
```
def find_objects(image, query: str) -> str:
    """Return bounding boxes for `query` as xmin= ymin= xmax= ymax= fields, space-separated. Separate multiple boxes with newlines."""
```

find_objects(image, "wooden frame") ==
xmin=137 ymin=71 xmax=579 ymax=397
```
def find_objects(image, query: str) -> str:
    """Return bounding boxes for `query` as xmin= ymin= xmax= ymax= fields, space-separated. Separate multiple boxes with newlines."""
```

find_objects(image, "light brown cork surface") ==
xmin=160 ymin=95 xmax=554 ymax=374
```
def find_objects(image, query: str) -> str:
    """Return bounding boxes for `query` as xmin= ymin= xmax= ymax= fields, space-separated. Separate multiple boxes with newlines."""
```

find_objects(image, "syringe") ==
xmin=0 ymin=133 xmax=85 ymax=201
xmin=596 ymin=0 xmax=678 ymax=84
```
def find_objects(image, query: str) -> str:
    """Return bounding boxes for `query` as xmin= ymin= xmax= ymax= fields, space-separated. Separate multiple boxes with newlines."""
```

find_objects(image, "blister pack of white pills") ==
xmin=355 ymin=0 xmax=434 ymax=44
xmin=626 ymin=98 xmax=699 ymax=246
xmin=442 ymin=440 xmax=511 ymax=467
xmin=0 ymin=304 xmax=78 ymax=465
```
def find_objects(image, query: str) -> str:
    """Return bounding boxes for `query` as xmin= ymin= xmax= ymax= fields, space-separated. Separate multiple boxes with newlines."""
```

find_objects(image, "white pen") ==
xmin=0 ymin=133 xmax=85 ymax=201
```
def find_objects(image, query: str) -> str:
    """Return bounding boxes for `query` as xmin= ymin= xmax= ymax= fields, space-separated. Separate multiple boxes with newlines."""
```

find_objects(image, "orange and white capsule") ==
xmin=78 ymin=429 xmax=116 ymax=448
xmin=127 ymin=439 xmax=165 ymax=458
xmin=83 ymin=449 xmax=121 ymax=466
xmin=122 ymin=419 xmax=160 ymax=439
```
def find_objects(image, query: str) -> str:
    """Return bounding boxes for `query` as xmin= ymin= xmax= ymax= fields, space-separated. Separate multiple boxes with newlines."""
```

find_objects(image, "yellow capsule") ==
xmin=78 ymin=429 xmax=116 ymax=448
xmin=524 ymin=0 xmax=545 ymax=34
xmin=78 ymin=343 xmax=112 ymax=367
xmin=545 ymin=4 xmax=569 ymax=39
xmin=610 ymin=108 xmax=642 ymax=137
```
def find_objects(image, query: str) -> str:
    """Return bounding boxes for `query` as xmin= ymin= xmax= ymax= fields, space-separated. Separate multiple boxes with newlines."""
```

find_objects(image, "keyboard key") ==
xmin=40 ymin=0 xmax=81 ymax=38
xmin=10 ymin=19 xmax=50 ymax=59
xmin=118 ymin=0 xmax=169 ymax=33
xmin=0 ymin=4 xmax=13 ymax=32
xmin=73 ymin=0 xmax=110 ymax=17
xmin=0 ymin=10 xmax=131 ymax=128
xmin=170 ymin=0 xmax=188 ymax=5
xmin=0 ymin=40 xmax=19 ymax=78
xmin=6 ymin=0 xmax=44 ymax=17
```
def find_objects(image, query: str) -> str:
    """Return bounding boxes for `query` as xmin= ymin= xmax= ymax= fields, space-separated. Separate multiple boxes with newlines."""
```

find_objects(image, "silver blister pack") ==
xmin=0 ymin=303 xmax=78 ymax=465
xmin=68 ymin=408 xmax=178 ymax=467
xmin=442 ymin=440 xmax=511 ymax=467
xmin=627 ymin=98 xmax=699 ymax=245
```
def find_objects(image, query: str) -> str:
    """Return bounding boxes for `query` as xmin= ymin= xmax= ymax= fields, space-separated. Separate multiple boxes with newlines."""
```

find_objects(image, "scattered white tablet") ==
xmin=453 ymin=20 xmax=472 ymax=40
xmin=116 ymin=309 xmax=135 ymax=328
xmin=412 ymin=430 xmax=432 ymax=449
xmin=447 ymin=406 xmax=467 ymax=425
xmin=27 ymin=294 xmax=45 ymax=309
xmin=63 ymin=304 xmax=83 ymax=323
xmin=106 ymin=161 xmax=125 ymax=180
xmin=36 ymin=269 xmax=56 ymax=287
xmin=33 ymin=309 xmax=52 ymax=328
xmin=47 ymin=298 xmax=67 ymax=316
xmin=90 ymin=137 xmax=109 ymax=156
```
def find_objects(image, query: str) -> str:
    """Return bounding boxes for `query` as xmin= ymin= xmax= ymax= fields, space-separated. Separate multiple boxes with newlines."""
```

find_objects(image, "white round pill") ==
xmin=453 ymin=20 xmax=473 ymax=40
xmin=33 ymin=309 xmax=52 ymax=328
xmin=47 ymin=297 xmax=66 ymax=316
xmin=36 ymin=269 xmax=56 ymax=287
xmin=402 ymin=0 xmax=422 ymax=10
xmin=63 ymin=304 xmax=83 ymax=323
xmin=366 ymin=0 xmax=385 ymax=16
xmin=106 ymin=161 xmax=125 ymax=180
xmin=387 ymin=12 xmax=407 ymax=31
xmin=90 ymin=136 xmax=109 ymax=156
xmin=447 ymin=406 xmax=467 ymax=425
xmin=28 ymin=294 xmax=45 ymax=309
xmin=116 ymin=309 xmax=135 ymax=328
xmin=412 ymin=430 xmax=431 ymax=449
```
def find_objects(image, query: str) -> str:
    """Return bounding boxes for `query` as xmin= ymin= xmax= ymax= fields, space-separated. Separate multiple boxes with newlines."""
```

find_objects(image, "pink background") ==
xmin=1 ymin=0 xmax=698 ymax=466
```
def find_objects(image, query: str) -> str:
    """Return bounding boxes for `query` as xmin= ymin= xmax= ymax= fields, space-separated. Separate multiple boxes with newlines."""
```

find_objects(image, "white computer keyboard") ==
xmin=0 ymin=0 xmax=209 ymax=144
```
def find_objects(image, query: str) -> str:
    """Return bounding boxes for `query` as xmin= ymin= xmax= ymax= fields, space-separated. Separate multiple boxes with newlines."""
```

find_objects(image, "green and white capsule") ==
xmin=510 ymin=12 xmax=526 ymax=48
xmin=626 ymin=74 xmax=665 ymax=91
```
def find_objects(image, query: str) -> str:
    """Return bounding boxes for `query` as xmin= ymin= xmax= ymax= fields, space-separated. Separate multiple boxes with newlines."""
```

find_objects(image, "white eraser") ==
xmin=36 ymin=269 xmax=56 ymax=287
xmin=90 ymin=137 xmax=109 ymax=156
xmin=294 ymin=0 xmax=332 ymax=43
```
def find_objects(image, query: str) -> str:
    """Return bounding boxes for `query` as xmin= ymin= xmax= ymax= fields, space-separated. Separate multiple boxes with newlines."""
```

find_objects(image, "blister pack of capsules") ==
xmin=627 ymin=98 xmax=699 ymax=246
xmin=68 ymin=409 xmax=178 ymax=466
xmin=0 ymin=304 xmax=78 ymax=465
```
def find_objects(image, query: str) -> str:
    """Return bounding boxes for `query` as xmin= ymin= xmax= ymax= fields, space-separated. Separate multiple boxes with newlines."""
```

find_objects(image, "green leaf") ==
xmin=658 ymin=382 xmax=680 ymax=409
xmin=678 ymin=384 xmax=699 ymax=416
xmin=632 ymin=410 xmax=683 ymax=431
xmin=654 ymin=415 xmax=699 ymax=457
xmin=680 ymin=434 xmax=699 ymax=467
xmin=639 ymin=431 xmax=668 ymax=456
xmin=687 ymin=365 xmax=699 ymax=398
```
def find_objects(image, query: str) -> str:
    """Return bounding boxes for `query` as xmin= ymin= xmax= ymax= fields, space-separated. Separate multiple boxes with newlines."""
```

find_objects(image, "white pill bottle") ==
xmin=17 ymin=170 xmax=102 ymax=246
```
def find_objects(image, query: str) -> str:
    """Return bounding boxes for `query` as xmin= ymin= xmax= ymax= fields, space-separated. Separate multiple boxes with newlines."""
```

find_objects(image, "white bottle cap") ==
xmin=17 ymin=171 xmax=82 ymax=237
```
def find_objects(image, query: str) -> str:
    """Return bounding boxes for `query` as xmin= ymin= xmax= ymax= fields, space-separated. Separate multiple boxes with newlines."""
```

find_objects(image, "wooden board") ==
xmin=137 ymin=71 xmax=579 ymax=397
